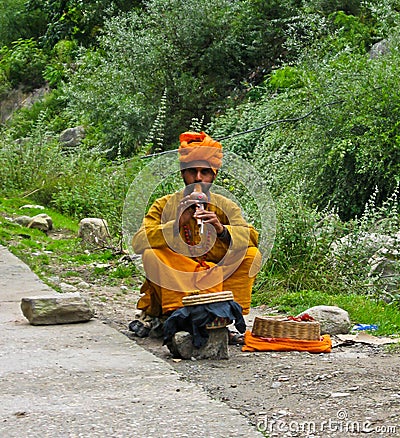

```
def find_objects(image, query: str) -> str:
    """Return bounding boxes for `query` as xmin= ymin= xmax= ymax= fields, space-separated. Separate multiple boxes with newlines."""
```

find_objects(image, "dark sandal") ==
xmin=128 ymin=320 xmax=151 ymax=338
xmin=228 ymin=332 xmax=245 ymax=345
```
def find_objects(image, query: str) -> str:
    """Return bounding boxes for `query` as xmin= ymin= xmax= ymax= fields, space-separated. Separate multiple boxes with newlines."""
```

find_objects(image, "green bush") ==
xmin=0 ymin=69 xmax=11 ymax=98
xmin=26 ymin=0 xmax=136 ymax=47
xmin=0 ymin=39 xmax=47 ymax=89
xmin=304 ymin=0 xmax=361 ymax=15
xmin=252 ymin=183 xmax=399 ymax=307
xmin=0 ymin=0 xmax=47 ymax=47
xmin=61 ymin=0 xmax=306 ymax=156
xmin=43 ymin=40 xmax=78 ymax=87
xmin=49 ymin=158 xmax=135 ymax=235
xmin=0 ymin=111 xmax=61 ymax=194
xmin=5 ymin=89 xmax=68 ymax=139
xmin=0 ymin=109 xmax=144 ymax=235
xmin=213 ymin=22 xmax=400 ymax=219
xmin=268 ymin=67 xmax=304 ymax=91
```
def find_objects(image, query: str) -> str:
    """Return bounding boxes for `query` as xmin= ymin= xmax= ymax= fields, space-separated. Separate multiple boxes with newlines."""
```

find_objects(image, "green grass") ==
xmin=0 ymin=197 xmax=79 ymax=232
xmin=255 ymin=289 xmax=400 ymax=337
xmin=0 ymin=196 xmax=142 ymax=288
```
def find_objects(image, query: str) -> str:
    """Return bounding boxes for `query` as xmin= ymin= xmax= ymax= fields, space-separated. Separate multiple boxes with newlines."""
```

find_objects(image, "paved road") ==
xmin=0 ymin=245 xmax=261 ymax=437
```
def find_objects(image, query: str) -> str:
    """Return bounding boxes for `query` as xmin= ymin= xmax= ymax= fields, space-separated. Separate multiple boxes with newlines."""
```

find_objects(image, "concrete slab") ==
xmin=0 ymin=245 xmax=261 ymax=437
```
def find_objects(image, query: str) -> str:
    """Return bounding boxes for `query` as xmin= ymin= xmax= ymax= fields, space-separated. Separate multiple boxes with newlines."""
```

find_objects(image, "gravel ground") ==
xmin=72 ymin=278 xmax=400 ymax=438
xmin=4 ymin=213 xmax=399 ymax=436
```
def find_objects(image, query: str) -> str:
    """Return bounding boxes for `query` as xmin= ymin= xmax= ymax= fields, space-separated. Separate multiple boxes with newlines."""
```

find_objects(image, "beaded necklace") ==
xmin=183 ymin=224 xmax=212 ymax=267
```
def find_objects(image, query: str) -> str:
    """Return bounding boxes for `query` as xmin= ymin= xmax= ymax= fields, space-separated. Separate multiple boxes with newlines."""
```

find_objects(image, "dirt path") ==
xmin=80 ymin=284 xmax=400 ymax=438
xmin=134 ymin=323 xmax=399 ymax=437
xmin=3 ymin=211 xmax=399 ymax=436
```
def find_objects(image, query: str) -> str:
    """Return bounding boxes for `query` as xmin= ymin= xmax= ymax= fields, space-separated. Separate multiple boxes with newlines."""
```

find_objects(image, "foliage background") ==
xmin=1 ymin=0 xmax=400 ymax=316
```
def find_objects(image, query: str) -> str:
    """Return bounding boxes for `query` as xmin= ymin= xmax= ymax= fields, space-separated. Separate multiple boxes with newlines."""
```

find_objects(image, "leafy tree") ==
xmin=26 ymin=0 xmax=143 ymax=47
xmin=43 ymin=39 xmax=79 ymax=87
xmin=61 ymin=0 xmax=304 ymax=156
xmin=303 ymin=0 xmax=362 ymax=15
xmin=212 ymin=8 xmax=400 ymax=219
xmin=231 ymin=0 xmax=303 ymax=87
xmin=0 ymin=0 xmax=47 ymax=47
xmin=0 ymin=39 xmax=48 ymax=90
xmin=306 ymin=47 xmax=400 ymax=218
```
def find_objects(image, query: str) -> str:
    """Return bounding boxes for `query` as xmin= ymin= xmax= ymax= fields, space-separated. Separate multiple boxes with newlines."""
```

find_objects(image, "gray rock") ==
xmin=59 ymin=126 xmax=85 ymax=148
xmin=28 ymin=213 xmax=53 ymax=231
xmin=19 ymin=204 xmax=45 ymax=210
xmin=78 ymin=218 xmax=110 ymax=246
xmin=59 ymin=282 xmax=78 ymax=293
xmin=14 ymin=215 xmax=33 ymax=227
xmin=369 ymin=39 xmax=389 ymax=59
xmin=20 ymin=293 xmax=93 ymax=325
xmin=331 ymin=231 xmax=400 ymax=300
xmin=28 ymin=216 xmax=49 ymax=231
xmin=77 ymin=281 xmax=91 ymax=289
xmin=331 ymin=232 xmax=395 ymax=259
xmin=167 ymin=328 xmax=229 ymax=360
xmin=14 ymin=213 xmax=54 ymax=232
xmin=47 ymin=276 xmax=61 ymax=285
xmin=297 ymin=305 xmax=351 ymax=335
xmin=368 ymin=247 xmax=400 ymax=298
xmin=167 ymin=332 xmax=194 ymax=359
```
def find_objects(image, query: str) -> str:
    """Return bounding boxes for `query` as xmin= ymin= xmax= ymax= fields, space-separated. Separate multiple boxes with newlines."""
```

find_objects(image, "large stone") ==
xmin=59 ymin=282 xmax=78 ymax=293
xmin=14 ymin=215 xmax=33 ymax=227
xmin=331 ymin=231 xmax=400 ymax=299
xmin=59 ymin=126 xmax=85 ymax=148
xmin=14 ymin=214 xmax=53 ymax=232
xmin=21 ymin=293 xmax=94 ymax=325
xmin=331 ymin=232 xmax=395 ymax=259
xmin=369 ymin=39 xmax=389 ymax=59
xmin=167 ymin=328 xmax=229 ymax=360
xmin=368 ymin=246 xmax=400 ymax=298
xmin=78 ymin=218 xmax=110 ymax=246
xmin=19 ymin=204 xmax=45 ymax=210
xmin=28 ymin=213 xmax=53 ymax=231
xmin=297 ymin=305 xmax=351 ymax=335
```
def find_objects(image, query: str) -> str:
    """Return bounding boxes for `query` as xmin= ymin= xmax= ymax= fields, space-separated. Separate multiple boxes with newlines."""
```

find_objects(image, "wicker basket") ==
xmin=252 ymin=315 xmax=321 ymax=341
xmin=182 ymin=291 xmax=234 ymax=306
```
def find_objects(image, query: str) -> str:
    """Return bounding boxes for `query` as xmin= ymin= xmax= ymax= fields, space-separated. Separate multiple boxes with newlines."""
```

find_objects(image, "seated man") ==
xmin=131 ymin=131 xmax=261 ymax=340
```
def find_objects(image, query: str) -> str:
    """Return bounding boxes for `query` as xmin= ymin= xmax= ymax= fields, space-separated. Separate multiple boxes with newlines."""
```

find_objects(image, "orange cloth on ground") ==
xmin=242 ymin=331 xmax=332 ymax=353
xmin=179 ymin=131 xmax=223 ymax=171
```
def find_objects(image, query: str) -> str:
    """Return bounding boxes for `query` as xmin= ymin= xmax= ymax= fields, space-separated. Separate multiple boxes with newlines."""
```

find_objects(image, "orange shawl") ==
xmin=242 ymin=331 xmax=332 ymax=353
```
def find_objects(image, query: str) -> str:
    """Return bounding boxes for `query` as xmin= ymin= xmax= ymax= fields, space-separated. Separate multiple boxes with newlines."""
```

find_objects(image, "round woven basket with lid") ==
xmin=182 ymin=291 xmax=234 ymax=306
xmin=182 ymin=291 xmax=235 ymax=329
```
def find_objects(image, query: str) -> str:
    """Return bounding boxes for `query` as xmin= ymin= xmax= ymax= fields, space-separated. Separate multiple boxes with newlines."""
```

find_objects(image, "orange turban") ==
xmin=179 ymin=131 xmax=223 ymax=172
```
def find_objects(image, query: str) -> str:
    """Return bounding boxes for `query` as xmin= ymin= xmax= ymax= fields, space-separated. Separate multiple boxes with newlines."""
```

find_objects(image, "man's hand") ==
xmin=193 ymin=208 xmax=224 ymax=235
xmin=176 ymin=196 xmax=224 ymax=234
xmin=176 ymin=195 xmax=197 ymax=228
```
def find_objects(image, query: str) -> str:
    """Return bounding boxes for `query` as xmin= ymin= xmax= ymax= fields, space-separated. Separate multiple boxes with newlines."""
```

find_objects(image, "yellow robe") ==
xmin=132 ymin=191 xmax=261 ymax=316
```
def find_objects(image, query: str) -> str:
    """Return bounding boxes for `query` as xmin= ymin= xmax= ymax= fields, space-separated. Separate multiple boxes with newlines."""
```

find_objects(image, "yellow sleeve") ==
xmin=212 ymin=195 xmax=259 ymax=250
xmin=132 ymin=196 xmax=171 ymax=254
xmin=132 ymin=193 xmax=186 ymax=254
